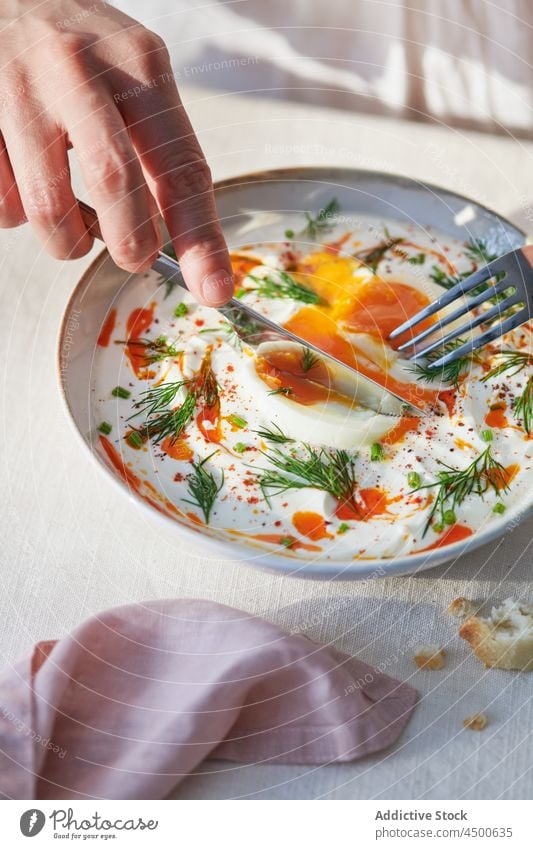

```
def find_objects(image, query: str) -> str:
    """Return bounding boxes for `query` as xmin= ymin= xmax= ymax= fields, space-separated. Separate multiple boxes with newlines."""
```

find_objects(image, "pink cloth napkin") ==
xmin=0 ymin=599 xmax=417 ymax=799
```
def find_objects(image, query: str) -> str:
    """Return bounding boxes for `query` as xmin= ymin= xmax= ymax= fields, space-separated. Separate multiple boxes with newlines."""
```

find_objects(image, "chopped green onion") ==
xmin=481 ymin=429 xmax=493 ymax=442
xmin=97 ymin=421 xmax=112 ymax=435
xmin=229 ymin=414 xmax=247 ymax=429
xmin=284 ymin=228 xmax=295 ymax=239
xmin=112 ymin=386 xmax=131 ymax=399
xmin=433 ymin=523 xmax=444 ymax=533
xmin=174 ymin=303 xmax=188 ymax=318
xmin=234 ymin=442 xmax=247 ymax=453
xmin=280 ymin=537 xmax=294 ymax=548
xmin=127 ymin=431 xmax=143 ymax=449
xmin=443 ymin=509 xmax=456 ymax=525
xmin=370 ymin=442 xmax=384 ymax=462
xmin=493 ymin=502 xmax=506 ymax=514
xmin=337 ymin=522 xmax=350 ymax=535
xmin=407 ymin=471 xmax=421 ymax=488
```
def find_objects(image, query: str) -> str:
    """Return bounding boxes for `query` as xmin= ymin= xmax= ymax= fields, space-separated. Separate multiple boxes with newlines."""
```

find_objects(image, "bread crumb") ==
xmin=414 ymin=645 xmax=446 ymax=670
xmin=459 ymin=598 xmax=533 ymax=671
xmin=463 ymin=712 xmax=488 ymax=731
xmin=448 ymin=597 xmax=475 ymax=618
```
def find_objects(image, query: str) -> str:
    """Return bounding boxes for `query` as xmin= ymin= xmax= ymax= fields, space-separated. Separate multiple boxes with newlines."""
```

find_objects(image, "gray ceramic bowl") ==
xmin=57 ymin=167 xmax=532 ymax=580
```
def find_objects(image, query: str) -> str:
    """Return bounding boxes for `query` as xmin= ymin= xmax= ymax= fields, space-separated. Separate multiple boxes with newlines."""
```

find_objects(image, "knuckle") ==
xmin=159 ymin=149 xmax=212 ymax=201
xmin=0 ymin=190 xmax=24 ymax=228
xmin=46 ymin=31 xmax=96 ymax=67
xmin=112 ymin=230 xmax=158 ymax=268
xmin=182 ymin=157 xmax=212 ymax=199
xmin=26 ymin=185 xmax=69 ymax=228
xmin=85 ymin=144 xmax=136 ymax=196
xmin=130 ymin=27 xmax=167 ymax=58
xmin=0 ymin=79 xmax=26 ymax=120
xmin=0 ymin=206 xmax=24 ymax=228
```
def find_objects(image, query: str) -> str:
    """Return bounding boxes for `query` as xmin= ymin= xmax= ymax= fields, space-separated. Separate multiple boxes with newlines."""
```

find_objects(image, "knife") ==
xmin=78 ymin=201 xmax=423 ymax=416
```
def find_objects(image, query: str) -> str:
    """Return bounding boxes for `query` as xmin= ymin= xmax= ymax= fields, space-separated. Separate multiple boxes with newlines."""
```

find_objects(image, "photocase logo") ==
xmin=20 ymin=809 xmax=46 ymax=837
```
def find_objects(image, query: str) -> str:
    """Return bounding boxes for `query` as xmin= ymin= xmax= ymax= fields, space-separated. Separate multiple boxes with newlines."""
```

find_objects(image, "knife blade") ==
xmin=78 ymin=200 xmax=423 ymax=416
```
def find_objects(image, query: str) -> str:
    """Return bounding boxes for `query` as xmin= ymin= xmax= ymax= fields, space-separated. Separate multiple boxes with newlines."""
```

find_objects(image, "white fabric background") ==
xmin=116 ymin=0 xmax=533 ymax=136
xmin=0 ymin=86 xmax=532 ymax=799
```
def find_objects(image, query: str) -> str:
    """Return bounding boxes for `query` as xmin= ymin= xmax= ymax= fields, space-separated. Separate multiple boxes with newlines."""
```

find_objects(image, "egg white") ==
xmin=242 ymin=340 xmax=397 ymax=449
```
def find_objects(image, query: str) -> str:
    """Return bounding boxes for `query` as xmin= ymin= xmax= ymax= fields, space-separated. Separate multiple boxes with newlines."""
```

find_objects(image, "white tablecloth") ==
xmin=1 ymin=87 xmax=532 ymax=800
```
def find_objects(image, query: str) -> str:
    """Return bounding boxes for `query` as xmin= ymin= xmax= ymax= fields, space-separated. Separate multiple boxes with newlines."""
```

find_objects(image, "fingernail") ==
xmin=201 ymin=269 xmax=234 ymax=305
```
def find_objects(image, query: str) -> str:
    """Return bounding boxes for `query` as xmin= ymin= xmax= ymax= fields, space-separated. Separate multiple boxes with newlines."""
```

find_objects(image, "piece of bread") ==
xmin=413 ymin=645 xmax=446 ymax=670
xmin=448 ymin=597 xmax=475 ymax=619
xmin=463 ymin=712 xmax=488 ymax=731
xmin=459 ymin=598 xmax=533 ymax=671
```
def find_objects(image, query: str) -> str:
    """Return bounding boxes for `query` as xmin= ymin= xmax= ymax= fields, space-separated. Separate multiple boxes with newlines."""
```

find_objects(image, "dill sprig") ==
xmin=247 ymin=271 xmax=320 ymax=304
xmin=268 ymin=386 xmax=294 ymax=397
xmin=258 ymin=443 xmax=357 ymax=506
xmin=301 ymin=346 xmax=320 ymax=372
xmin=130 ymin=352 xmax=219 ymax=444
xmin=130 ymin=380 xmax=189 ymax=419
xmin=481 ymin=350 xmax=531 ymax=382
xmin=199 ymin=321 xmax=243 ymax=349
xmin=252 ymin=423 xmax=295 ymax=444
xmin=136 ymin=391 xmax=197 ymax=444
xmin=182 ymin=452 xmax=224 ymax=523
xmin=410 ymin=446 xmax=511 ymax=535
xmin=514 ymin=375 xmax=532 ymax=435
xmin=481 ymin=350 xmax=532 ymax=435
xmin=164 ymin=279 xmax=177 ymax=299
xmin=355 ymin=232 xmax=404 ymax=271
xmin=464 ymin=238 xmax=498 ymax=265
xmin=430 ymin=238 xmax=503 ymax=299
xmin=410 ymin=339 xmax=473 ymax=389
xmin=195 ymin=352 xmax=219 ymax=408
xmin=301 ymin=198 xmax=340 ymax=240
xmin=116 ymin=335 xmax=182 ymax=364
xmin=429 ymin=266 xmax=465 ymax=290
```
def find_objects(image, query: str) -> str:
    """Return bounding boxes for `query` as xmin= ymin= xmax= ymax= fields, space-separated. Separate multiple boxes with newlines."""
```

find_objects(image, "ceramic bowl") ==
xmin=58 ymin=167 xmax=532 ymax=579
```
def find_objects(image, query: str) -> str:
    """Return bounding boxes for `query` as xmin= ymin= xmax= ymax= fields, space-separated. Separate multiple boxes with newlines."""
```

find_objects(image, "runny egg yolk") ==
xmin=331 ymin=277 xmax=432 ymax=343
xmin=284 ymin=307 xmax=438 ymax=407
xmin=238 ymin=250 xmax=440 ymax=410
xmin=255 ymin=348 xmax=356 ymax=407
xmin=296 ymin=251 xmax=433 ymax=343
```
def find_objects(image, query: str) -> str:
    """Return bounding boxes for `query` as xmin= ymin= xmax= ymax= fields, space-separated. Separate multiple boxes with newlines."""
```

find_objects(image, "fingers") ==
xmin=0 ymin=132 xmax=25 ymax=229
xmin=0 ymin=22 xmax=229 ymax=291
xmin=59 ymin=85 xmax=161 ymax=273
xmin=116 ymin=48 xmax=233 ymax=305
xmin=1 ymin=117 xmax=94 ymax=258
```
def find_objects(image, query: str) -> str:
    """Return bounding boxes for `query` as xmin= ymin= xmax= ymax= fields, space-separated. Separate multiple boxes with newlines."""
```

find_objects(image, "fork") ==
xmin=389 ymin=245 xmax=533 ymax=369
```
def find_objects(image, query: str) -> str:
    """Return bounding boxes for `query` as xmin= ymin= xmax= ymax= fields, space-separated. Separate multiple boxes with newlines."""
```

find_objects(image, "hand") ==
xmin=0 ymin=0 xmax=234 ymax=305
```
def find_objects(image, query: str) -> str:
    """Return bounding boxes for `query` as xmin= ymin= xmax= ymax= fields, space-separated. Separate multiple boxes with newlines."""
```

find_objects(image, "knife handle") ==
xmin=78 ymin=200 xmax=103 ymax=241
xmin=77 ymin=199 xmax=184 ymax=287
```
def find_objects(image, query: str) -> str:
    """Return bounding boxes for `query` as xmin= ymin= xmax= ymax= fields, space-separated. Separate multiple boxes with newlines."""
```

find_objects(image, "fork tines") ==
xmin=389 ymin=248 xmax=531 ymax=369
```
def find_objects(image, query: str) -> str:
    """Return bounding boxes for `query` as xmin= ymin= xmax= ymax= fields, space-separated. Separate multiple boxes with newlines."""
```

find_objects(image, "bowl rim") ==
xmin=57 ymin=166 xmax=532 ymax=580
